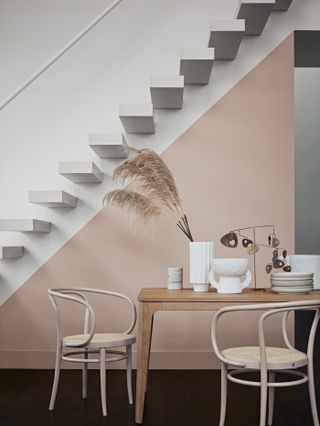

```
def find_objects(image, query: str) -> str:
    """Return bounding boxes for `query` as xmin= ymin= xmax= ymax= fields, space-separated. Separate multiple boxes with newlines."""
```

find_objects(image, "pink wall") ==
xmin=0 ymin=35 xmax=294 ymax=369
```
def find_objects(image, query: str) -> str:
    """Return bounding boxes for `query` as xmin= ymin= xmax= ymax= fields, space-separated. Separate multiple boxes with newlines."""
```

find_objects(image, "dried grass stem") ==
xmin=104 ymin=148 xmax=194 ymax=242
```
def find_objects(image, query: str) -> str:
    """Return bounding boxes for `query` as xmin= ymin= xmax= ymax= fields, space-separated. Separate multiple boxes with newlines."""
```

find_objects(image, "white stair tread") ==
xmin=89 ymin=133 xmax=128 ymax=159
xmin=0 ymin=219 xmax=50 ymax=233
xmin=150 ymin=75 xmax=184 ymax=109
xmin=208 ymin=19 xmax=245 ymax=60
xmin=150 ymin=75 xmax=184 ymax=88
xmin=180 ymin=48 xmax=215 ymax=60
xmin=59 ymin=161 xmax=103 ymax=183
xmin=240 ymin=0 xmax=275 ymax=3
xmin=29 ymin=190 xmax=77 ymax=207
xmin=119 ymin=103 xmax=155 ymax=134
xmin=180 ymin=48 xmax=215 ymax=84
xmin=237 ymin=0 xmax=275 ymax=36
xmin=273 ymin=0 xmax=292 ymax=11
xmin=0 ymin=246 xmax=24 ymax=259
xmin=119 ymin=103 xmax=153 ymax=117
xmin=210 ymin=19 xmax=246 ymax=32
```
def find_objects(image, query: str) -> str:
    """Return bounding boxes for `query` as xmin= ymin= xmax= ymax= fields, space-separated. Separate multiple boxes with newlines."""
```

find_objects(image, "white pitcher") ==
xmin=209 ymin=258 xmax=251 ymax=294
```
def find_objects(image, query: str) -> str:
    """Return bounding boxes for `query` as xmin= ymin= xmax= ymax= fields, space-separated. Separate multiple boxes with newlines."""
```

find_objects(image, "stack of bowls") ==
xmin=271 ymin=272 xmax=314 ymax=294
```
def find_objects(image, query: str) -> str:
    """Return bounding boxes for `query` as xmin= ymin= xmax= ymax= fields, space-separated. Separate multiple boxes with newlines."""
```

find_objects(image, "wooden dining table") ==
xmin=134 ymin=287 xmax=320 ymax=424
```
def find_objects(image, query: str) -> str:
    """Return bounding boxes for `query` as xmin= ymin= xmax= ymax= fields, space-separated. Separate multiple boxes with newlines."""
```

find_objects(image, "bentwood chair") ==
xmin=211 ymin=300 xmax=320 ymax=426
xmin=48 ymin=287 xmax=136 ymax=416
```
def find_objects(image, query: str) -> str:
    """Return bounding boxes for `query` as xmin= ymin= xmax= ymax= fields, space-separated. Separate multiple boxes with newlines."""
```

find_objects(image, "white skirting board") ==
xmin=0 ymin=351 xmax=219 ymax=369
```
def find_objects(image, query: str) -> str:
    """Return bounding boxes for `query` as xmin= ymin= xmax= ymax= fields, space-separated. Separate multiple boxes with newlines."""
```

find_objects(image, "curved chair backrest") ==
xmin=48 ymin=287 xmax=137 ymax=348
xmin=212 ymin=299 xmax=320 ymax=368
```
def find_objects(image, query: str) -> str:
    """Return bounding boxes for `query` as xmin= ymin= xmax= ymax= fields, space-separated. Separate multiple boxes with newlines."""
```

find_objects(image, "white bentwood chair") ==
xmin=48 ymin=287 xmax=137 ymax=416
xmin=211 ymin=299 xmax=320 ymax=426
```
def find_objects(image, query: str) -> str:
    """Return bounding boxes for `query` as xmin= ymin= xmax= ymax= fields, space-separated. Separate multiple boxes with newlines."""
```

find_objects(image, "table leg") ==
xmin=135 ymin=302 xmax=160 ymax=424
xmin=144 ymin=313 xmax=154 ymax=393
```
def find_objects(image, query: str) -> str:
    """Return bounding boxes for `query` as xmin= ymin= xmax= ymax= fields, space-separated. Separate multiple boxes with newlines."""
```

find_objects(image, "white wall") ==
xmin=0 ymin=0 xmax=320 ymax=303
xmin=0 ymin=0 xmax=115 ymax=98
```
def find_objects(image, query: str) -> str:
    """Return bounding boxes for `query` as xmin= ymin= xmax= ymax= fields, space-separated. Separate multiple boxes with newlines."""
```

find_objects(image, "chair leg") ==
xmin=49 ymin=344 xmax=62 ymax=411
xmin=82 ymin=348 xmax=88 ymax=399
xmin=308 ymin=361 xmax=320 ymax=426
xmin=126 ymin=345 xmax=133 ymax=405
xmin=268 ymin=371 xmax=275 ymax=426
xmin=219 ymin=362 xmax=228 ymax=426
xmin=260 ymin=369 xmax=268 ymax=426
xmin=100 ymin=348 xmax=107 ymax=416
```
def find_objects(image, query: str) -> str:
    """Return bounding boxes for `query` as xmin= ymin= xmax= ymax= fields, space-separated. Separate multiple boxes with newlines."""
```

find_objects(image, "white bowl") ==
xmin=211 ymin=258 xmax=249 ymax=276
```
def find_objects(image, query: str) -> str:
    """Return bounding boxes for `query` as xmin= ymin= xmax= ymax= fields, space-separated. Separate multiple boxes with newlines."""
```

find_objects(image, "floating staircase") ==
xmin=0 ymin=246 xmax=24 ymax=259
xmin=29 ymin=190 xmax=77 ymax=208
xmin=150 ymin=76 xmax=184 ymax=109
xmin=89 ymin=133 xmax=128 ymax=159
xmin=179 ymin=48 xmax=215 ymax=84
xmin=0 ymin=0 xmax=294 ymax=264
xmin=273 ymin=0 xmax=292 ymax=11
xmin=119 ymin=104 xmax=155 ymax=133
xmin=237 ymin=0 xmax=276 ymax=36
xmin=0 ymin=219 xmax=50 ymax=233
xmin=59 ymin=161 xmax=103 ymax=183
xmin=208 ymin=20 xmax=245 ymax=60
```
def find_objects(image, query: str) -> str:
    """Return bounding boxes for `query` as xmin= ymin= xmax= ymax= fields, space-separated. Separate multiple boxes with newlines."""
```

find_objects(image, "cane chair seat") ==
xmin=222 ymin=346 xmax=308 ymax=369
xmin=64 ymin=333 xmax=136 ymax=348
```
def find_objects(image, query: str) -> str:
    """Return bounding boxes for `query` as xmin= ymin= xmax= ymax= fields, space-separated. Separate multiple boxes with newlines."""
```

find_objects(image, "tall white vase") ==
xmin=189 ymin=242 xmax=214 ymax=292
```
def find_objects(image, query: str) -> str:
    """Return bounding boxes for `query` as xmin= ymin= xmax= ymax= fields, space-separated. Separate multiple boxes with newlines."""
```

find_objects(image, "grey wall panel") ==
xmin=295 ymin=68 xmax=320 ymax=253
xmin=295 ymin=31 xmax=320 ymax=67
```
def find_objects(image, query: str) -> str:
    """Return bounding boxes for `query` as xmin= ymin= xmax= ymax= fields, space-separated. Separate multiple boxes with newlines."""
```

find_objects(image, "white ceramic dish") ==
xmin=272 ymin=286 xmax=313 ymax=294
xmin=271 ymin=284 xmax=313 ymax=290
xmin=271 ymin=276 xmax=313 ymax=281
xmin=270 ymin=280 xmax=314 ymax=287
xmin=271 ymin=277 xmax=313 ymax=283
xmin=271 ymin=272 xmax=313 ymax=279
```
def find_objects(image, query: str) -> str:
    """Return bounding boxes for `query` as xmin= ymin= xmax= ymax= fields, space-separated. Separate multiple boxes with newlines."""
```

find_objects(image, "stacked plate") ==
xmin=271 ymin=272 xmax=314 ymax=294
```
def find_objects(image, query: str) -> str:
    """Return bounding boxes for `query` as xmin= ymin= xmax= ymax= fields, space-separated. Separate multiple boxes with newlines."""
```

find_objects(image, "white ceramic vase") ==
xmin=189 ymin=242 xmax=214 ymax=292
xmin=289 ymin=255 xmax=320 ymax=289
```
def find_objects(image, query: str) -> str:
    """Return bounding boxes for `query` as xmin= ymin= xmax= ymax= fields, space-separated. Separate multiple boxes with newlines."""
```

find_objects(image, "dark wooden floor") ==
xmin=0 ymin=369 xmax=313 ymax=426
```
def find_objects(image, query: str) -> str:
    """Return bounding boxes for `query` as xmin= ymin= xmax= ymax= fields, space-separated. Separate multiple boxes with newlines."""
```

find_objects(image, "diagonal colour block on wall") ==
xmin=0 ymin=35 xmax=294 ymax=369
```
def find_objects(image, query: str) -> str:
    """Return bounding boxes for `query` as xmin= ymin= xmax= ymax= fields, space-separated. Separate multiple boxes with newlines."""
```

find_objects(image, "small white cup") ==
xmin=168 ymin=282 xmax=183 ymax=290
xmin=167 ymin=267 xmax=183 ymax=290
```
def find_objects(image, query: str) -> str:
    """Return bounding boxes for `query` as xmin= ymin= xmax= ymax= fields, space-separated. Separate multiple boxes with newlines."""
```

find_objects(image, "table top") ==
xmin=138 ymin=288 xmax=320 ymax=303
